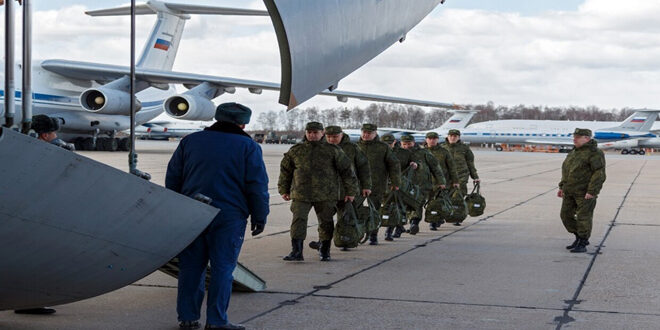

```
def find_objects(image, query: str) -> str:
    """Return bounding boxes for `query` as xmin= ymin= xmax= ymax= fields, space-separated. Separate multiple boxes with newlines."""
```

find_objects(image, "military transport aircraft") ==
xmin=0 ymin=0 xmax=454 ymax=151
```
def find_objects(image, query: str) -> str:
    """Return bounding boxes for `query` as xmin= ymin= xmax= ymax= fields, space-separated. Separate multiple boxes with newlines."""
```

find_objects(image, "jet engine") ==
xmin=163 ymin=82 xmax=222 ymax=121
xmin=80 ymin=87 xmax=142 ymax=115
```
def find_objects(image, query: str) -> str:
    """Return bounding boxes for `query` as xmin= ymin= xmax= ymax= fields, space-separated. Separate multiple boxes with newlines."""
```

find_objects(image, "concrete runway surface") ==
xmin=2 ymin=141 xmax=659 ymax=330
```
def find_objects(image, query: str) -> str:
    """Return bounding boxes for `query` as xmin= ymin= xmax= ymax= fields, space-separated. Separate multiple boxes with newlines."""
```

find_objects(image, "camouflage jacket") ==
xmin=278 ymin=139 xmax=359 ymax=202
xmin=442 ymin=140 xmax=479 ymax=182
xmin=559 ymin=139 xmax=606 ymax=196
xmin=337 ymin=134 xmax=372 ymax=194
xmin=392 ymin=145 xmax=413 ymax=171
xmin=357 ymin=136 xmax=401 ymax=198
xmin=427 ymin=145 xmax=459 ymax=185
xmin=408 ymin=145 xmax=446 ymax=191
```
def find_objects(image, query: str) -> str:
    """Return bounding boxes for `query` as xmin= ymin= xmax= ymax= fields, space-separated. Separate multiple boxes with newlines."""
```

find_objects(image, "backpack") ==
xmin=424 ymin=188 xmax=453 ymax=224
xmin=379 ymin=191 xmax=407 ymax=227
xmin=334 ymin=202 xmax=362 ymax=248
xmin=445 ymin=188 xmax=468 ymax=223
xmin=353 ymin=196 xmax=379 ymax=243
xmin=465 ymin=182 xmax=486 ymax=217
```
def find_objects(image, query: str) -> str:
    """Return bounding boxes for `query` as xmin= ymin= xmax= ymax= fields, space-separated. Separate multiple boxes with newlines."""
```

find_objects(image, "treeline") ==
xmin=254 ymin=102 xmax=637 ymax=132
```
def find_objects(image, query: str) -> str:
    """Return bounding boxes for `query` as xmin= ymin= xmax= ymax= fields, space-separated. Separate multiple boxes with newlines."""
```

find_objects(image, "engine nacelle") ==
xmin=164 ymin=94 xmax=216 ymax=121
xmin=80 ymin=87 xmax=142 ymax=115
xmin=598 ymin=139 xmax=639 ymax=149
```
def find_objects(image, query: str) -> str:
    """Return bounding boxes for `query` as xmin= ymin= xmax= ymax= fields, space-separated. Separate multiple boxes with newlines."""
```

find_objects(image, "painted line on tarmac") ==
xmin=614 ymin=222 xmax=660 ymax=227
xmin=240 ymin=186 xmax=558 ymax=325
xmin=554 ymin=161 xmax=647 ymax=330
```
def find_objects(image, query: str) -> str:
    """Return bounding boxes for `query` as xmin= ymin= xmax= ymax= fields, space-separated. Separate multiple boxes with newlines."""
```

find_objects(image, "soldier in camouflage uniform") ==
xmin=558 ymin=128 xmax=606 ymax=253
xmin=425 ymin=132 xmax=459 ymax=230
xmin=357 ymin=124 xmax=402 ymax=245
xmin=382 ymin=134 xmax=418 ymax=238
xmin=442 ymin=129 xmax=480 ymax=226
xmin=278 ymin=122 xmax=359 ymax=261
xmin=309 ymin=126 xmax=372 ymax=250
xmin=400 ymin=135 xmax=446 ymax=235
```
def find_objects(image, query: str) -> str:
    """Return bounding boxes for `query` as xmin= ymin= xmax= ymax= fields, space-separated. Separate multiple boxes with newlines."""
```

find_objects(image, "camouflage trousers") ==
xmin=290 ymin=200 xmax=337 ymax=241
xmin=560 ymin=192 xmax=597 ymax=239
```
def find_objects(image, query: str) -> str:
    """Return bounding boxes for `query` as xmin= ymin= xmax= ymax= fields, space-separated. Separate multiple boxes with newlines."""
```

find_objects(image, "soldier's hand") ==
xmin=474 ymin=179 xmax=481 ymax=184
xmin=409 ymin=162 xmax=418 ymax=170
xmin=251 ymin=223 xmax=265 ymax=236
xmin=282 ymin=194 xmax=291 ymax=201
xmin=452 ymin=183 xmax=460 ymax=188
xmin=585 ymin=193 xmax=594 ymax=200
xmin=362 ymin=189 xmax=372 ymax=197
xmin=557 ymin=189 xmax=563 ymax=198
xmin=391 ymin=186 xmax=399 ymax=191
xmin=344 ymin=195 xmax=355 ymax=202
xmin=439 ymin=184 xmax=447 ymax=190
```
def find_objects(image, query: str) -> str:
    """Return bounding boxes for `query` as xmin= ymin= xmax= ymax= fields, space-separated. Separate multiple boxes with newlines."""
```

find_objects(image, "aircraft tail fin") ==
xmin=616 ymin=109 xmax=659 ymax=132
xmin=436 ymin=110 xmax=479 ymax=130
xmin=85 ymin=1 xmax=268 ymax=72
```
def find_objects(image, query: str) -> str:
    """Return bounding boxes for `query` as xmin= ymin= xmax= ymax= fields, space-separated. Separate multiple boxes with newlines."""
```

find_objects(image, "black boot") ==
xmin=570 ymin=238 xmax=588 ymax=253
xmin=430 ymin=222 xmax=439 ymax=231
xmin=393 ymin=225 xmax=403 ymax=238
xmin=385 ymin=227 xmax=394 ymax=241
xmin=566 ymin=234 xmax=579 ymax=250
xmin=369 ymin=230 xmax=378 ymax=245
xmin=453 ymin=221 xmax=461 ymax=226
xmin=309 ymin=241 xmax=320 ymax=250
xmin=319 ymin=240 xmax=331 ymax=261
xmin=283 ymin=239 xmax=304 ymax=261
xmin=409 ymin=219 xmax=420 ymax=235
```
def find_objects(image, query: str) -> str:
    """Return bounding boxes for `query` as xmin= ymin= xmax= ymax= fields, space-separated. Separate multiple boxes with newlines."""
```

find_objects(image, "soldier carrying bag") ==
xmin=334 ymin=201 xmax=362 ymax=249
xmin=465 ymin=182 xmax=486 ymax=217
xmin=445 ymin=187 xmax=468 ymax=223
xmin=399 ymin=167 xmax=424 ymax=213
xmin=424 ymin=188 xmax=453 ymax=224
xmin=379 ymin=191 xmax=407 ymax=228
xmin=353 ymin=196 xmax=379 ymax=244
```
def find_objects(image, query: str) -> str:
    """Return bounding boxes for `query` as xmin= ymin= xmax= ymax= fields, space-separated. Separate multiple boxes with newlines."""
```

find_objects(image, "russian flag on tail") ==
xmin=154 ymin=38 xmax=171 ymax=51
xmin=631 ymin=117 xmax=646 ymax=123
xmin=449 ymin=119 xmax=461 ymax=123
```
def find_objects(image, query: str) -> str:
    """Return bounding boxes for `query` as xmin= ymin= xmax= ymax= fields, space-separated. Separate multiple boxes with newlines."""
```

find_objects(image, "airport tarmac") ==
xmin=2 ymin=141 xmax=660 ymax=330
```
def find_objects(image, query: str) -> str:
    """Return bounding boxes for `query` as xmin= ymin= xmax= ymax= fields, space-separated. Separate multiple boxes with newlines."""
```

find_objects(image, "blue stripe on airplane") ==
xmin=0 ymin=90 xmax=163 ymax=108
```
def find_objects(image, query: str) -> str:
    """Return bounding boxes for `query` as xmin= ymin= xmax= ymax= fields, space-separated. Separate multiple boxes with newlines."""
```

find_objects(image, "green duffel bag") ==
xmin=334 ymin=202 xmax=361 ymax=249
xmin=424 ymin=189 xmax=453 ymax=224
xmin=445 ymin=187 xmax=468 ymax=223
xmin=379 ymin=192 xmax=406 ymax=227
xmin=354 ymin=196 xmax=379 ymax=243
xmin=465 ymin=182 xmax=486 ymax=217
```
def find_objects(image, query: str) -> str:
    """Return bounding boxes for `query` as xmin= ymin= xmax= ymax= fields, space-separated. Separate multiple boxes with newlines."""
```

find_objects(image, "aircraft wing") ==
xmin=41 ymin=59 xmax=457 ymax=109
xmin=263 ymin=0 xmax=445 ymax=109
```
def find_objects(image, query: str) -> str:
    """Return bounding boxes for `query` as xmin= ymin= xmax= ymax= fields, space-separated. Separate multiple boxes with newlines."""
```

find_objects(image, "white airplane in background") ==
xmin=439 ymin=109 xmax=660 ymax=155
xmin=343 ymin=110 xmax=478 ymax=141
xmin=0 ymin=1 xmax=456 ymax=151
xmin=135 ymin=120 xmax=207 ymax=140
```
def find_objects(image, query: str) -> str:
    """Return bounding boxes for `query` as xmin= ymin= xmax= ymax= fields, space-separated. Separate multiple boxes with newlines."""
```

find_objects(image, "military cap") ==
xmin=425 ymin=132 xmax=440 ymax=139
xmin=325 ymin=126 xmax=343 ymax=135
xmin=400 ymin=135 xmax=415 ymax=142
xmin=381 ymin=134 xmax=395 ymax=143
xmin=31 ymin=114 xmax=60 ymax=134
xmin=215 ymin=102 xmax=252 ymax=125
xmin=305 ymin=121 xmax=324 ymax=131
xmin=361 ymin=123 xmax=378 ymax=132
xmin=448 ymin=129 xmax=461 ymax=136
xmin=573 ymin=128 xmax=592 ymax=137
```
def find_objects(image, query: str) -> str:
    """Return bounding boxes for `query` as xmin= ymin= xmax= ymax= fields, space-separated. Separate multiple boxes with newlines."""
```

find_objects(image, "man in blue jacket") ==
xmin=166 ymin=103 xmax=269 ymax=330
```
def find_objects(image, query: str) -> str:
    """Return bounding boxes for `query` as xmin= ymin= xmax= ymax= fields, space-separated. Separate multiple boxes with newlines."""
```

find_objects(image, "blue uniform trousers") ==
xmin=176 ymin=213 xmax=247 ymax=326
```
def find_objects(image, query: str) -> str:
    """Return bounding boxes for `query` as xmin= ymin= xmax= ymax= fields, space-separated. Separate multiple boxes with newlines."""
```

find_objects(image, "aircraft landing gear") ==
xmin=495 ymin=145 xmax=503 ymax=152
xmin=96 ymin=137 xmax=118 ymax=152
xmin=621 ymin=149 xmax=629 ymax=155
xmin=74 ymin=137 xmax=96 ymax=151
xmin=118 ymin=138 xmax=131 ymax=152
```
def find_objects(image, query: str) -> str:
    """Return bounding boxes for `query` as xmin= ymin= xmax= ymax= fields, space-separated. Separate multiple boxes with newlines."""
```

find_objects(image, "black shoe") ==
xmin=283 ymin=239 xmax=304 ymax=261
xmin=179 ymin=320 xmax=201 ymax=330
xmin=205 ymin=323 xmax=245 ymax=330
xmin=14 ymin=308 xmax=56 ymax=315
xmin=385 ymin=227 xmax=394 ymax=241
xmin=309 ymin=241 xmax=320 ymax=250
xmin=566 ymin=234 xmax=579 ymax=250
xmin=393 ymin=225 xmax=403 ymax=238
xmin=369 ymin=231 xmax=378 ymax=245
xmin=409 ymin=219 xmax=420 ymax=235
xmin=319 ymin=240 xmax=331 ymax=261
xmin=430 ymin=223 xmax=438 ymax=231
xmin=570 ymin=239 xmax=588 ymax=253
xmin=453 ymin=222 xmax=461 ymax=226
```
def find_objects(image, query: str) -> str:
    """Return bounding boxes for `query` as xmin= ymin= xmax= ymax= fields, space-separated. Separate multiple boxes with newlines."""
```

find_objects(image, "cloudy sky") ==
xmin=3 ymin=0 xmax=660 ymax=126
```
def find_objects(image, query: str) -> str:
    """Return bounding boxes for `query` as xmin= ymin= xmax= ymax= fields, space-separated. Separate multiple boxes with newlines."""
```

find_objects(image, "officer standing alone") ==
xmin=558 ymin=128 xmax=606 ymax=253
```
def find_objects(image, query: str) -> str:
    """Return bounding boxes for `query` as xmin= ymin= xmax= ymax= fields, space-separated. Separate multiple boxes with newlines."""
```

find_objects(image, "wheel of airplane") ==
xmin=495 ymin=145 xmax=503 ymax=151
xmin=629 ymin=149 xmax=639 ymax=155
xmin=621 ymin=149 xmax=629 ymax=155
xmin=639 ymin=150 xmax=646 ymax=156
xmin=96 ymin=138 xmax=118 ymax=152
xmin=118 ymin=138 xmax=131 ymax=152
xmin=80 ymin=137 xmax=95 ymax=151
